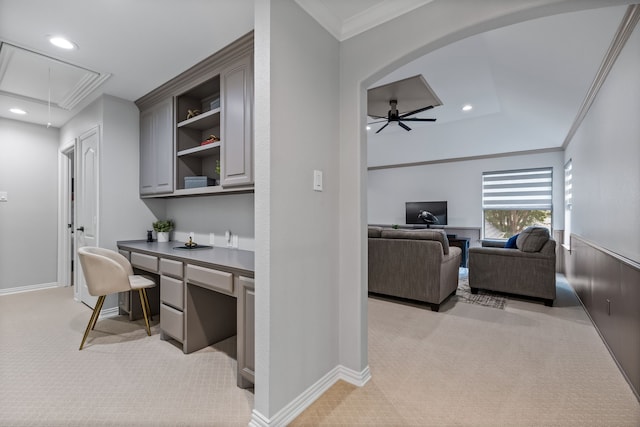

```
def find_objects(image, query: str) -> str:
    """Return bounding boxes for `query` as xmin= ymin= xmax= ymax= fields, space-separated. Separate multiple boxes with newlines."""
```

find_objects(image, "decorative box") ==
xmin=184 ymin=176 xmax=216 ymax=189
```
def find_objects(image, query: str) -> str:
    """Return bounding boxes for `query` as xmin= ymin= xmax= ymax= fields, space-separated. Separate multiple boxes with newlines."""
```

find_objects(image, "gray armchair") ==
xmin=468 ymin=227 xmax=556 ymax=306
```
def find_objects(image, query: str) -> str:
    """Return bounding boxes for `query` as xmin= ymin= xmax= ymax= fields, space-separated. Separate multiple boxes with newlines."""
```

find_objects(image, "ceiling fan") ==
xmin=368 ymin=100 xmax=436 ymax=133
xmin=367 ymin=74 xmax=442 ymax=134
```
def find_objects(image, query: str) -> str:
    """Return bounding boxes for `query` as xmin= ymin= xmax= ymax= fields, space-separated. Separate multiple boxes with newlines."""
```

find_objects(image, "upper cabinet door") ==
xmin=220 ymin=54 xmax=253 ymax=187
xmin=139 ymin=98 xmax=174 ymax=195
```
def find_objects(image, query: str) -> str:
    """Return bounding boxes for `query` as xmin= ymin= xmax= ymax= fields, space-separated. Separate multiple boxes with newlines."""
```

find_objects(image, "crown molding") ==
xmin=296 ymin=0 xmax=433 ymax=41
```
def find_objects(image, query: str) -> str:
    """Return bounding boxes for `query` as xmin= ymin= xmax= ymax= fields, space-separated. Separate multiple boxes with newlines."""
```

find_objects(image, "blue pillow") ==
xmin=504 ymin=234 xmax=519 ymax=248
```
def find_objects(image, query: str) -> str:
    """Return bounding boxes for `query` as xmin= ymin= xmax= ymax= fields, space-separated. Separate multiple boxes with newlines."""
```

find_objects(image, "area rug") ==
xmin=456 ymin=275 xmax=506 ymax=309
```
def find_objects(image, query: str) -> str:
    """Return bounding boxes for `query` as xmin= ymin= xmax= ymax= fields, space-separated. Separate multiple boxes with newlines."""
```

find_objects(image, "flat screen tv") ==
xmin=406 ymin=201 xmax=448 ymax=227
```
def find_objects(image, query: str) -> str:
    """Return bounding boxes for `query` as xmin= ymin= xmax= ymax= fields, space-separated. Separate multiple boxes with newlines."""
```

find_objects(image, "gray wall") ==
xmin=368 ymin=151 xmax=565 ymax=231
xmin=0 ymin=118 xmax=59 ymax=291
xmin=165 ymin=193 xmax=254 ymax=250
xmin=61 ymin=95 xmax=160 ymax=253
xmin=565 ymin=21 xmax=639 ymax=263
xmin=254 ymin=0 xmax=341 ymax=419
xmin=60 ymin=95 xmax=160 ymax=307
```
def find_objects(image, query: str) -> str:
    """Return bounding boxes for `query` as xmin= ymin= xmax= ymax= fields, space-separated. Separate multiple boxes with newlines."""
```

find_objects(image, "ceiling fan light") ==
xmin=10 ymin=108 xmax=27 ymax=115
xmin=49 ymin=36 xmax=77 ymax=50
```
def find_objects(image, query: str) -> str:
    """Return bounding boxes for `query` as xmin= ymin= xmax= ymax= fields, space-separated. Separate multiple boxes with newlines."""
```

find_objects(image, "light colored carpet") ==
xmin=2 ymin=275 xmax=639 ymax=426
xmin=291 ymin=275 xmax=640 ymax=426
xmin=0 ymin=286 xmax=254 ymax=427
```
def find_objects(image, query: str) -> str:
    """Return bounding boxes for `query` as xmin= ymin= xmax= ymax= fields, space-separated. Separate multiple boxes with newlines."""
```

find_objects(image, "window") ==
xmin=482 ymin=167 xmax=553 ymax=239
xmin=564 ymin=160 xmax=572 ymax=247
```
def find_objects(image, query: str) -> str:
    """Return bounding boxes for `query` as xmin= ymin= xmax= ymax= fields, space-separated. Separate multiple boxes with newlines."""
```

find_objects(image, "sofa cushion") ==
xmin=380 ymin=229 xmax=450 ymax=254
xmin=368 ymin=226 xmax=383 ymax=238
xmin=516 ymin=227 xmax=550 ymax=252
xmin=504 ymin=234 xmax=519 ymax=248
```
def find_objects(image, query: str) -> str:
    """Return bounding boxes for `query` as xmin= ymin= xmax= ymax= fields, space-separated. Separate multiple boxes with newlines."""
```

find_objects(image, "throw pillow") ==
xmin=504 ymin=234 xmax=519 ymax=248
xmin=516 ymin=227 xmax=550 ymax=252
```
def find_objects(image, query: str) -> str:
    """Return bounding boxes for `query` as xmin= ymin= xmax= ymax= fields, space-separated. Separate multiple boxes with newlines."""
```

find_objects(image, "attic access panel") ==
xmin=0 ymin=43 xmax=110 ymax=110
xmin=367 ymin=74 xmax=442 ymax=118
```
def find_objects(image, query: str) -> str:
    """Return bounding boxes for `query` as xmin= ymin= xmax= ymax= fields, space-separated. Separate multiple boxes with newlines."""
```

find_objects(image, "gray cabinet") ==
xmin=135 ymin=32 xmax=254 ymax=198
xmin=159 ymin=258 xmax=185 ymax=343
xmin=237 ymin=276 xmax=255 ymax=387
xmin=139 ymin=98 xmax=174 ymax=195
xmin=221 ymin=54 xmax=253 ymax=187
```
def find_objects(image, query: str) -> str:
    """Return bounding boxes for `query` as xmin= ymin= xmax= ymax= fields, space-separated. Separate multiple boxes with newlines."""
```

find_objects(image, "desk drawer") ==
xmin=160 ymin=258 xmax=183 ymax=278
xmin=160 ymin=303 xmax=184 ymax=342
xmin=186 ymin=264 xmax=234 ymax=295
xmin=131 ymin=252 xmax=158 ymax=272
xmin=161 ymin=275 xmax=184 ymax=310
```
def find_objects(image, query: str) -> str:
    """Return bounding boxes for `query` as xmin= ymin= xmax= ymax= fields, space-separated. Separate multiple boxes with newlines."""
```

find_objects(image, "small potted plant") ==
xmin=153 ymin=220 xmax=174 ymax=243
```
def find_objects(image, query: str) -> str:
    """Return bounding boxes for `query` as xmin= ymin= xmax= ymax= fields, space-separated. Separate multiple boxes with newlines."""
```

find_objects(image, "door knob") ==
xmin=76 ymin=226 xmax=85 ymax=232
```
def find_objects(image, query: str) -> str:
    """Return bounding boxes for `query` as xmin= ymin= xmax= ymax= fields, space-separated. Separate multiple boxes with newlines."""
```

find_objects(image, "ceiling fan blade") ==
xmin=375 ymin=122 xmax=389 ymax=133
xmin=399 ymin=105 xmax=434 ymax=118
xmin=398 ymin=122 xmax=412 ymax=131
xmin=401 ymin=117 xmax=437 ymax=122
xmin=368 ymin=119 xmax=387 ymax=125
xmin=368 ymin=114 xmax=386 ymax=119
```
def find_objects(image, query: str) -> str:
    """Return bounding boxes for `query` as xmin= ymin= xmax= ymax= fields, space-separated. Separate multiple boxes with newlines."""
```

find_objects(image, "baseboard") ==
xmin=249 ymin=364 xmax=371 ymax=427
xmin=0 ymin=282 xmax=62 ymax=296
xmin=99 ymin=307 xmax=120 ymax=319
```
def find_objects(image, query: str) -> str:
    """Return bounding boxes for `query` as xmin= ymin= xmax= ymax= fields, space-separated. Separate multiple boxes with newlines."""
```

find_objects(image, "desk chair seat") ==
xmin=77 ymin=247 xmax=156 ymax=350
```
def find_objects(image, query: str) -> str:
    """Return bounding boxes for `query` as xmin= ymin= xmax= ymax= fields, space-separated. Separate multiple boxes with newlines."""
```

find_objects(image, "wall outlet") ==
xmin=209 ymin=232 xmax=215 ymax=245
xmin=0 ymin=191 xmax=7 ymax=202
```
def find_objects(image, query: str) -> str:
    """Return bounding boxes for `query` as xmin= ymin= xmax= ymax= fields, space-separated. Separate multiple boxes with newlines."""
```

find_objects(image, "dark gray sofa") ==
xmin=368 ymin=227 xmax=462 ymax=311
xmin=468 ymin=226 xmax=556 ymax=306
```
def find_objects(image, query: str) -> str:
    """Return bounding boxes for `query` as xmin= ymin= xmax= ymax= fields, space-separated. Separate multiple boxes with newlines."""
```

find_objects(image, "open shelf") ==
xmin=177 ymin=108 xmax=221 ymax=130
xmin=177 ymin=142 xmax=221 ymax=158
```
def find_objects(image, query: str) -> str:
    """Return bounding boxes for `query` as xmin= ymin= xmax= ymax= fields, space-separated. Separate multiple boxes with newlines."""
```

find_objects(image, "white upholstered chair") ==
xmin=77 ymin=247 xmax=156 ymax=350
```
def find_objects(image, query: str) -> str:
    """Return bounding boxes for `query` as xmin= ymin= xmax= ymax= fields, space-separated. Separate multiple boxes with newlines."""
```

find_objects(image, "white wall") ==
xmin=165 ymin=193 xmax=254 ymax=250
xmin=254 ymin=0 xmax=341 ymax=421
xmin=0 ymin=118 xmax=59 ymax=291
xmin=565 ymin=21 xmax=639 ymax=262
xmin=368 ymin=151 xmax=565 ymax=231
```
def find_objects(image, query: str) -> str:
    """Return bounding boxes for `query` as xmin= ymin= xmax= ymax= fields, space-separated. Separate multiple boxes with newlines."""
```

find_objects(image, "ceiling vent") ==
xmin=0 ymin=43 xmax=110 ymax=111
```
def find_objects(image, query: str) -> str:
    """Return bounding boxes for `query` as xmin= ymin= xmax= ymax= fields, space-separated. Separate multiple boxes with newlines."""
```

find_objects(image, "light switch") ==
xmin=0 ymin=191 xmax=7 ymax=202
xmin=313 ymin=170 xmax=323 ymax=191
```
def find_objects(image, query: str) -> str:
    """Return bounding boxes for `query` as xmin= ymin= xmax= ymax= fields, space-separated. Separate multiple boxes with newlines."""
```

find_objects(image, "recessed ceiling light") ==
xmin=49 ymin=36 xmax=77 ymax=50
xmin=462 ymin=104 xmax=473 ymax=112
xmin=10 ymin=108 xmax=27 ymax=115
xmin=366 ymin=125 xmax=371 ymax=131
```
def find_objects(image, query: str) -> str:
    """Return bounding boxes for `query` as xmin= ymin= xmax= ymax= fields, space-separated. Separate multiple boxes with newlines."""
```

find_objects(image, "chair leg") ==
xmin=91 ymin=295 xmax=106 ymax=330
xmin=141 ymin=288 xmax=153 ymax=321
xmin=79 ymin=295 xmax=105 ymax=350
xmin=138 ymin=289 xmax=152 ymax=336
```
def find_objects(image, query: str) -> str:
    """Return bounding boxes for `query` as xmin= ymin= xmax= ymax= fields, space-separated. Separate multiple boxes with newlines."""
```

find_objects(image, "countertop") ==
xmin=117 ymin=240 xmax=254 ymax=276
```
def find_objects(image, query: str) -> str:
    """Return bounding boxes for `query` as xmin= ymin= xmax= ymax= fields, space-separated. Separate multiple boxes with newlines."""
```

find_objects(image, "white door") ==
xmin=75 ymin=127 xmax=99 ymax=308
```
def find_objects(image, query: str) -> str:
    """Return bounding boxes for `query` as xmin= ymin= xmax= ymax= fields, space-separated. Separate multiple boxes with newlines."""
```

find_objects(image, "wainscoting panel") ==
xmin=565 ymin=235 xmax=640 ymax=399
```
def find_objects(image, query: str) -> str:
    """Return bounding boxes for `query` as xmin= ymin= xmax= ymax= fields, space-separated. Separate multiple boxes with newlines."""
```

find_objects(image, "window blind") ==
xmin=482 ymin=168 xmax=553 ymax=210
xmin=564 ymin=160 xmax=572 ymax=210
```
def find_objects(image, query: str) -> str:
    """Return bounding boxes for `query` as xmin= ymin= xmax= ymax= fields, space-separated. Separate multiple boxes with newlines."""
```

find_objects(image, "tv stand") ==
xmin=447 ymin=237 xmax=469 ymax=268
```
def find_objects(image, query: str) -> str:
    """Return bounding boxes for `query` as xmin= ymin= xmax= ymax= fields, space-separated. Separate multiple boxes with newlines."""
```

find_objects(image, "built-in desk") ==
xmin=117 ymin=240 xmax=254 ymax=388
